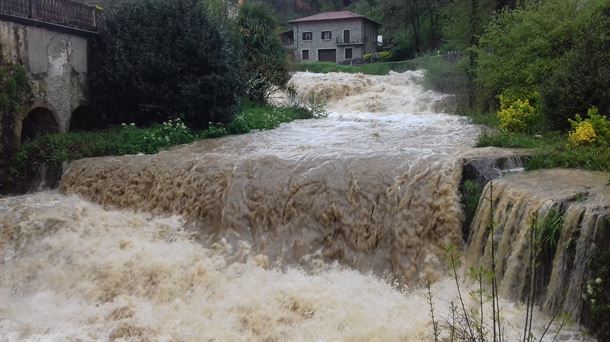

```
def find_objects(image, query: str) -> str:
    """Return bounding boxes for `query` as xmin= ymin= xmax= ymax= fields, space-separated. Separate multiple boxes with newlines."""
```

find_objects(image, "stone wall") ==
xmin=0 ymin=19 xmax=89 ymax=136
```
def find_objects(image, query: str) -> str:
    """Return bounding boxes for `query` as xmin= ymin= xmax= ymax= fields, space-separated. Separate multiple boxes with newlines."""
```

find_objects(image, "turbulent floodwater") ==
xmin=0 ymin=71 xmax=590 ymax=340
xmin=60 ymin=71 xmax=479 ymax=284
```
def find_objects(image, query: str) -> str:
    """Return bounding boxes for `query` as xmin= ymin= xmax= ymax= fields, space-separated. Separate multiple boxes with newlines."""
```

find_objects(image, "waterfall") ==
xmin=466 ymin=169 xmax=610 ymax=323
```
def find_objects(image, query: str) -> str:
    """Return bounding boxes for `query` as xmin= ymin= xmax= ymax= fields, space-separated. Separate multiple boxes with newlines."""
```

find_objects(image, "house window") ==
xmin=321 ymin=31 xmax=332 ymax=40
xmin=302 ymin=49 xmax=310 ymax=60
xmin=345 ymin=48 xmax=353 ymax=60
xmin=343 ymin=30 xmax=351 ymax=43
xmin=302 ymin=32 xmax=312 ymax=41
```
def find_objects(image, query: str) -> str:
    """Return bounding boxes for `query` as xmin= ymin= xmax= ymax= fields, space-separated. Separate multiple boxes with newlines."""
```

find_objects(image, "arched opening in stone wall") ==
xmin=21 ymin=107 xmax=59 ymax=143
xmin=69 ymin=105 xmax=99 ymax=132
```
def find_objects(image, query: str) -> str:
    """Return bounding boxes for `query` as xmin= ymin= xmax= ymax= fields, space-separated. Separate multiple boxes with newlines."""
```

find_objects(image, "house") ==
xmin=284 ymin=10 xmax=381 ymax=64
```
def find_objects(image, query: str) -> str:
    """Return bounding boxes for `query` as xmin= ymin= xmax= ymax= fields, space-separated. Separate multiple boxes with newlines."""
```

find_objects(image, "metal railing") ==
xmin=0 ymin=0 xmax=98 ymax=31
xmin=336 ymin=38 xmax=364 ymax=46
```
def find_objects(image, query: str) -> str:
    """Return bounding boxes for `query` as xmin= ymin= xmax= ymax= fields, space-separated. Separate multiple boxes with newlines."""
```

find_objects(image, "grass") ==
xmin=476 ymin=129 xmax=610 ymax=172
xmin=472 ymin=109 xmax=610 ymax=173
xmin=1 ymin=102 xmax=319 ymax=194
xmin=526 ymin=145 xmax=610 ymax=172
xmin=476 ymin=131 xmax=563 ymax=149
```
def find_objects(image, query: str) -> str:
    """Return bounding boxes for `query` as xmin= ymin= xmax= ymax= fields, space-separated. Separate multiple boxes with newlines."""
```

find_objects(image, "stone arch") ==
xmin=21 ymin=107 xmax=59 ymax=143
xmin=69 ymin=105 xmax=98 ymax=132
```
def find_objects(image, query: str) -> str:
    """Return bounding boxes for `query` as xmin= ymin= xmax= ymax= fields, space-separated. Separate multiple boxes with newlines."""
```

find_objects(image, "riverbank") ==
xmin=473 ymin=117 xmax=610 ymax=173
xmin=291 ymin=60 xmax=417 ymax=75
xmin=290 ymin=56 xmax=443 ymax=75
xmin=0 ymin=102 xmax=322 ymax=195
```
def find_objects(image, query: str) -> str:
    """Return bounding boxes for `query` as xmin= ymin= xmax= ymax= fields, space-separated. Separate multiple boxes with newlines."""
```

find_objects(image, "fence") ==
xmin=0 ymin=0 xmax=97 ymax=31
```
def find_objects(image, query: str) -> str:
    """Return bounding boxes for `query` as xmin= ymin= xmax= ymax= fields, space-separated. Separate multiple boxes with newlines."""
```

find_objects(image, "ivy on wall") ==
xmin=0 ymin=45 xmax=32 ymax=187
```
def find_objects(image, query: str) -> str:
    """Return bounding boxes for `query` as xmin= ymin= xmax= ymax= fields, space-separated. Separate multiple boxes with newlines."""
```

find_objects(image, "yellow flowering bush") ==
xmin=568 ymin=107 xmax=610 ymax=147
xmin=568 ymin=121 xmax=597 ymax=146
xmin=497 ymin=96 xmax=539 ymax=132
xmin=379 ymin=51 xmax=393 ymax=61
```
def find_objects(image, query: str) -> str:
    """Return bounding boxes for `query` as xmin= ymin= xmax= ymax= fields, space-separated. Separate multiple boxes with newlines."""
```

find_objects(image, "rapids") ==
xmin=59 ymin=71 xmax=480 ymax=283
xmin=0 ymin=193 xmax=585 ymax=341
xmin=0 ymin=71 xmax=592 ymax=340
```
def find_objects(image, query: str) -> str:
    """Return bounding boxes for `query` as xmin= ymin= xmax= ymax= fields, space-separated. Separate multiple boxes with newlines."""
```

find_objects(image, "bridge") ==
xmin=0 ymin=0 xmax=97 ymax=150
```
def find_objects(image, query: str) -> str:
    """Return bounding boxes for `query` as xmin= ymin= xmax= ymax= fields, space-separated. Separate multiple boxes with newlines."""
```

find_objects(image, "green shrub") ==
xmin=229 ymin=102 xmax=313 ymax=133
xmin=201 ymin=123 xmax=229 ymax=138
xmin=2 ymin=120 xmax=199 ymax=193
xmin=227 ymin=101 xmax=322 ymax=135
xmin=91 ymin=0 xmax=241 ymax=128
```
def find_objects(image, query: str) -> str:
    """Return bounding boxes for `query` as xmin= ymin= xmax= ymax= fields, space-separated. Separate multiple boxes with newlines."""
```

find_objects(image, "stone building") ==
xmin=284 ymin=10 xmax=381 ymax=63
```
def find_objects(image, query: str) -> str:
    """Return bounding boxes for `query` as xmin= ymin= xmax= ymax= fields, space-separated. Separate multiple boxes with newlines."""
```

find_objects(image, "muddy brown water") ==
xmin=0 ymin=71 xmax=593 ymax=340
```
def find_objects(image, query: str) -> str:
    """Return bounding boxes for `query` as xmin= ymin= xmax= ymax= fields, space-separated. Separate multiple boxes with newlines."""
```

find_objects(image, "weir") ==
xmin=0 ymin=71 xmax=604 ymax=340
xmin=466 ymin=170 xmax=610 ymax=324
xmin=60 ymin=71 xmax=478 ymax=283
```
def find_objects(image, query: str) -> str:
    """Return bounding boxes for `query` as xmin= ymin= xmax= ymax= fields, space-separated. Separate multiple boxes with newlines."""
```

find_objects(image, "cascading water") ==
xmin=59 ymin=71 xmax=478 ymax=284
xmin=466 ymin=169 xmax=610 ymax=324
xmin=0 ymin=71 xmax=592 ymax=340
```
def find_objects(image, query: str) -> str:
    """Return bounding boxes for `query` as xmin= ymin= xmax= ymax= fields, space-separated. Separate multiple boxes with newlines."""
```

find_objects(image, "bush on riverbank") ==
xmin=0 ymin=103 xmax=318 ymax=194
xmin=91 ymin=0 xmax=242 ymax=128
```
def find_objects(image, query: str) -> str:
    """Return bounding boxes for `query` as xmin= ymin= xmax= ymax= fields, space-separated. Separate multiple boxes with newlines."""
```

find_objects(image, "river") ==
xmin=0 ymin=71 xmax=591 ymax=340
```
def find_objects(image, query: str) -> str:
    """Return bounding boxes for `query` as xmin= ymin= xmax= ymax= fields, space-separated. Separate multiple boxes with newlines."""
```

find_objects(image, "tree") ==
xmin=237 ymin=3 xmax=290 ymax=103
xmin=541 ymin=2 xmax=610 ymax=128
xmin=476 ymin=0 xmax=609 ymax=127
xmin=92 ymin=0 xmax=242 ymax=128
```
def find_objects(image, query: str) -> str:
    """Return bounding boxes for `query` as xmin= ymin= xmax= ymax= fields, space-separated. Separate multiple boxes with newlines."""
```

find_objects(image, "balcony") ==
xmin=336 ymin=38 xmax=364 ymax=46
xmin=0 ymin=0 xmax=98 ymax=32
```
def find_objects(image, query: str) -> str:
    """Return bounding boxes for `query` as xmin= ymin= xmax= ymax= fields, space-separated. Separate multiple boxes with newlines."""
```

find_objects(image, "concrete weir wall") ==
xmin=0 ymin=19 xmax=89 ymax=134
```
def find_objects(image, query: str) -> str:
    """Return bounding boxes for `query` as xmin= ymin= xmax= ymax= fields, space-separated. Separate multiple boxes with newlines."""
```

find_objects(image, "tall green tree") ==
xmin=476 ymin=0 xmax=609 ymax=127
xmin=237 ymin=3 xmax=290 ymax=103
xmin=541 ymin=2 xmax=610 ymax=128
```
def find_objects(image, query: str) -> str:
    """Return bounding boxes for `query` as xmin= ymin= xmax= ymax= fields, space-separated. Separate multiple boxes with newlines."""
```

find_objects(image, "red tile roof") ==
xmin=288 ymin=10 xmax=381 ymax=26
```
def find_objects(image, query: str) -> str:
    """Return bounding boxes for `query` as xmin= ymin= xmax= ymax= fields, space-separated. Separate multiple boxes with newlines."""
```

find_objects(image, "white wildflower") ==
xmin=587 ymin=284 xmax=594 ymax=295
xmin=595 ymin=278 xmax=602 ymax=284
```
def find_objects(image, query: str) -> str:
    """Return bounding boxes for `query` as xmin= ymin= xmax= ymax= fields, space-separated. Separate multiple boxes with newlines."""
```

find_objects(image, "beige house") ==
xmin=283 ymin=10 xmax=381 ymax=63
